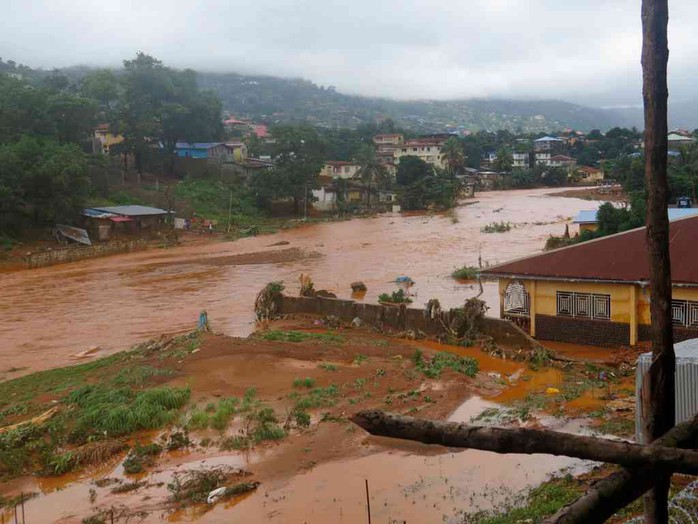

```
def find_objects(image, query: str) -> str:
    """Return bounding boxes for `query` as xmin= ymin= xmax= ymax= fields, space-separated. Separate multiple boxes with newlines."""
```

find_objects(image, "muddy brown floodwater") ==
xmin=0 ymin=187 xmax=599 ymax=377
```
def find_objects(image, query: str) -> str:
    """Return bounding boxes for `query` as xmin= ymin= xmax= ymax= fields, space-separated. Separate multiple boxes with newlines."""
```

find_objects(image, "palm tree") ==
xmin=356 ymin=145 xmax=387 ymax=209
xmin=441 ymin=137 xmax=466 ymax=179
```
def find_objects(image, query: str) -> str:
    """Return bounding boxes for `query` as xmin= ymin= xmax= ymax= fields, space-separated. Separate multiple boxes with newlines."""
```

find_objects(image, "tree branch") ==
xmin=350 ymin=410 xmax=698 ymax=475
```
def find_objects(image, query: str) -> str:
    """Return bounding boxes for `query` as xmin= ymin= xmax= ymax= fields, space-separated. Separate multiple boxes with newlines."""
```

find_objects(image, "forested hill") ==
xmin=197 ymin=72 xmax=633 ymax=132
xmin=0 ymin=57 xmax=633 ymax=132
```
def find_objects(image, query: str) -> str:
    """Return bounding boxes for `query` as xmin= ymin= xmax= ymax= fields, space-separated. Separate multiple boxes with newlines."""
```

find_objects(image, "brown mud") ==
xmin=0 ymin=188 xmax=602 ymax=378
xmin=0 ymin=324 xmax=611 ymax=523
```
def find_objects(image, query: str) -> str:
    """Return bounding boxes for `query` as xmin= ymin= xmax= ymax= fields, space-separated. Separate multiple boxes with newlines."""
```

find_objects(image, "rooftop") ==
xmin=481 ymin=214 xmax=698 ymax=285
xmin=572 ymin=207 xmax=698 ymax=224
xmin=535 ymin=136 xmax=564 ymax=142
xmin=87 ymin=205 xmax=169 ymax=217
xmin=175 ymin=142 xmax=224 ymax=150
xmin=550 ymin=155 xmax=575 ymax=161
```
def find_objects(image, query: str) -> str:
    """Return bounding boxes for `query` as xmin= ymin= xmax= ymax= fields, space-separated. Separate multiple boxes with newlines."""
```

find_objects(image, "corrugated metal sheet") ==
xmin=55 ymin=224 xmax=91 ymax=246
xmin=635 ymin=338 xmax=698 ymax=443
xmin=90 ymin=205 xmax=168 ymax=217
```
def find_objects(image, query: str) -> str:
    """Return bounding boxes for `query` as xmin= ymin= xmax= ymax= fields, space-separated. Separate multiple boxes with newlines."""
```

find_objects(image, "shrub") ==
xmin=451 ymin=265 xmax=479 ymax=280
xmin=378 ymin=289 xmax=412 ymax=304
xmin=481 ymin=221 xmax=512 ymax=233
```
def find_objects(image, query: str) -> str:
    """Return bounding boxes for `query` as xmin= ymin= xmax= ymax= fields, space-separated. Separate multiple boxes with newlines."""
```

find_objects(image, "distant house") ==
xmin=175 ymin=142 xmax=232 ymax=160
xmin=534 ymin=152 xmax=552 ymax=166
xmin=575 ymin=166 xmax=604 ymax=184
xmin=668 ymin=133 xmax=694 ymax=149
xmin=481 ymin=215 xmax=698 ymax=347
xmin=512 ymin=152 xmax=530 ymax=169
xmin=224 ymin=141 xmax=248 ymax=161
xmin=394 ymin=138 xmax=446 ymax=169
xmin=93 ymin=124 xmax=124 ymax=155
xmin=549 ymin=155 xmax=577 ymax=168
xmin=534 ymin=136 xmax=565 ymax=152
xmin=373 ymin=134 xmax=404 ymax=147
xmin=82 ymin=205 xmax=169 ymax=240
xmin=322 ymin=161 xmax=362 ymax=180
xmin=572 ymin=207 xmax=698 ymax=234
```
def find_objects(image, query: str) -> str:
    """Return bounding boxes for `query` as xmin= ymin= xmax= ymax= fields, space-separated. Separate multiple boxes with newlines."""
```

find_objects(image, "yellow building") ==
xmin=482 ymin=216 xmax=698 ymax=347
xmin=93 ymin=124 xmax=124 ymax=154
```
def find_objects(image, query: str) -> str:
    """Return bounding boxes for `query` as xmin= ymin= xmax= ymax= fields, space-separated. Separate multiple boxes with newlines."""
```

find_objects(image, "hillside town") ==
xmin=1 ymin=1 xmax=698 ymax=523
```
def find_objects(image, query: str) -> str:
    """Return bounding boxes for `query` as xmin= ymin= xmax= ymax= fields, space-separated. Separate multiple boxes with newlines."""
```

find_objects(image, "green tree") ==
xmin=396 ymin=155 xmax=431 ymax=186
xmin=251 ymin=125 xmax=326 ymax=215
xmin=493 ymin=147 xmax=514 ymax=172
xmin=356 ymin=144 xmax=388 ymax=208
xmin=441 ymin=137 xmax=466 ymax=178
xmin=0 ymin=137 xmax=90 ymax=233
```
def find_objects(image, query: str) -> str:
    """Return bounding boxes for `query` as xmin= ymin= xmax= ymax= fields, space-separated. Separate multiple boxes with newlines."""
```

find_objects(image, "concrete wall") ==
xmin=278 ymin=295 xmax=536 ymax=350
xmin=26 ymin=239 xmax=149 ymax=269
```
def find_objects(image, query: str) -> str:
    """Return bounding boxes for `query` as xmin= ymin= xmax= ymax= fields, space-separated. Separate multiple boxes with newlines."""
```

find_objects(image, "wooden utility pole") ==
xmin=641 ymin=0 xmax=675 ymax=521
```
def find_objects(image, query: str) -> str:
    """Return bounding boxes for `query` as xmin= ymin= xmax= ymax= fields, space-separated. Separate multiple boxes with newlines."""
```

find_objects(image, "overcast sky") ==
xmin=1 ymin=0 xmax=696 ymax=107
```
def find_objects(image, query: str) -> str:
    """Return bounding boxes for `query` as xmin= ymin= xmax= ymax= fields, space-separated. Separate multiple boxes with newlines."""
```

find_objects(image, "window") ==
xmin=672 ymin=299 xmax=698 ymax=327
xmin=413 ymin=148 xmax=418 ymax=152
xmin=556 ymin=291 xmax=610 ymax=320
xmin=504 ymin=281 xmax=529 ymax=316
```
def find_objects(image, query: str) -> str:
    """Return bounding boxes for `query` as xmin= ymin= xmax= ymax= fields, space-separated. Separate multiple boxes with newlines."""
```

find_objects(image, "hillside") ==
xmin=197 ymin=72 xmax=633 ymax=132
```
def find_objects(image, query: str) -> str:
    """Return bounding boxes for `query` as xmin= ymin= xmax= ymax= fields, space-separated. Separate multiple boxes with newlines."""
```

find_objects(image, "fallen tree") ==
xmin=350 ymin=410 xmax=698 ymax=476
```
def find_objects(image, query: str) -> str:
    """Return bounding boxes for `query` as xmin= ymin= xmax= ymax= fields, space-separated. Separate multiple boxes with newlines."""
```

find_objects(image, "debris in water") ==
xmin=72 ymin=346 xmax=101 ymax=359
xmin=268 ymin=241 xmax=290 ymax=247
xmin=351 ymin=281 xmax=367 ymax=292
xmin=546 ymin=387 xmax=560 ymax=395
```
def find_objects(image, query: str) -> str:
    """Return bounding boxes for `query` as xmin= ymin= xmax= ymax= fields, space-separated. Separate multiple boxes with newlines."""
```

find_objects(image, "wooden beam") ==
xmin=350 ymin=410 xmax=698 ymax=475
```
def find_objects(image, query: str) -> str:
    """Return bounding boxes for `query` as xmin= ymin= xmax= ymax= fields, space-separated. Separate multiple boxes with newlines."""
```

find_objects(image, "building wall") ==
xmin=499 ymin=277 xmax=698 ymax=347
xmin=579 ymin=223 xmax=599 ymax=234
xmin=394 ymin=145 xmax=444 ymax=169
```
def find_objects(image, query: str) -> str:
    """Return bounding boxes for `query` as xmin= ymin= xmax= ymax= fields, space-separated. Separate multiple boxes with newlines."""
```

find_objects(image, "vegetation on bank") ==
xmin=451 ymin=265 xmax=479 ymax=280
xmin=481 ymin=221 xmax=512 ymax=233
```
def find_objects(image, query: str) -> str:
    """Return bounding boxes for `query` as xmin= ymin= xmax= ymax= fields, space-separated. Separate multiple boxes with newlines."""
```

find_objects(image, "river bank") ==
xmin=0 ymin=316 xmax=637 ymax=523
xmin=0 ymin=187 xmax=600 ymax=379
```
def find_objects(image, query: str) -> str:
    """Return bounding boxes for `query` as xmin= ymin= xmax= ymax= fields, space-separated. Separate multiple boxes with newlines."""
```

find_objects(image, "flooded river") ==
xmin=0 ymin=188 xmax=598 ymax=377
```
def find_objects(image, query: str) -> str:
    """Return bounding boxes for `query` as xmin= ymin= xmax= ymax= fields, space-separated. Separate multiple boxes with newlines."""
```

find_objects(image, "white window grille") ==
xmin=504 ymin=281 xmax=530 ymax=316
xmin=557 ymin=291 xmax=610 ymax=320
xmin=672 ymin=300 xmax=698 ymax=327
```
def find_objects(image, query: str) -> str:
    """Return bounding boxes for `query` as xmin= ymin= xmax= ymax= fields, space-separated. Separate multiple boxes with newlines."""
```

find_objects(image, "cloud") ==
xmin=0 ymin=0 xmax=695 ymax=106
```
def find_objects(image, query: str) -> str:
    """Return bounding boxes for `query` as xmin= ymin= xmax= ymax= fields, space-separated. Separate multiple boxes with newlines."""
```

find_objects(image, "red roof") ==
xmin=551 ymin=155 xmax=575 ymax=161
xmin=577 ymin=166 xmax=601 ymax=174
xmin=375 ymin=134 xmax=403 ymax=138
xmin=109 ymin=216 xmax=133 ymax=223
xmin=481 ymin=215 xmax=698 ymax=285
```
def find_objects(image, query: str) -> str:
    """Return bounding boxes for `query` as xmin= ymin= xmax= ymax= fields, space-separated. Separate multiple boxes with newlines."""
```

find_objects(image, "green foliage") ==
xmin=249 ymin=125 xmax=326 ymax=213
xmin=481 ymin=221 xmax=512 ymax=233
xmin=378 ymin=289 xmax=413 ymax=304
xmin=67 ymin=385 xmax=190 ymax=438
xmin=318 ymin=362 xmax=338 ymax=372
xmin=291 ymin=384 xmax=340 ymax=410
xmin=261 ymin=330 xmax=344 ymax=344
xmin=451 ymin=265 xmax=479 ymax=280
xmin=292 ymin=408 xmax=311 ymax=428
xmin=123 ymin=442 xmax=162 ymax=474
xmin=293 ymin=377 xmax=316 ymax=389
xmin=493 ymin=147 xmax=514 ymax=172
xmin=0 ymin=136 xmax=90 ymax=233
xmin=412 ymin=349 xmax=479 ymax=379
xmin=468 ymin=475 xmax=583 ymax=524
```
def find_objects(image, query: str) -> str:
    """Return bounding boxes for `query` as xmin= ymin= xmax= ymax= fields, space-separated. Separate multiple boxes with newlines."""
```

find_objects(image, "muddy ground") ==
xmin=0 ymin=316 xmax=640 ymax=524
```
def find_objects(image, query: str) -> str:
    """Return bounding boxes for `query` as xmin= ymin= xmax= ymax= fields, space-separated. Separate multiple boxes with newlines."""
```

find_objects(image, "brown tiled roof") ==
xmin=481 ymin=215 xmax=698 ymax=285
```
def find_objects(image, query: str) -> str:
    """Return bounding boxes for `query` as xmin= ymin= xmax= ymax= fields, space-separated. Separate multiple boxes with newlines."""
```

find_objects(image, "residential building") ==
xmin=175 ymin=142 xmax=233 ymax=160
xmin=322 ymin=161 xmax=362 ymax=180
xmin=549 ymin=155 xmax=577 ymax=168
xmin=82 ymin=205 xmax=169 ymax=240
xmin=575 ymin=166 xmax=604 ymax=184
xmin=668 ymin=133 xmax=694 ymax=149
xmin=512 ymin=152 xmax=530 ymax=169
xmin=224 ymin=141 xmax=248 ymax=161
xmin=394 ymin=138 xmax=445 ymax=169
xmin=373 ymin=134 xmax=404 ymax=147
xmin=572 ymin=207 xmax=698 ymax=234
xmin=534 ymin=136 xmax=565 ymax=152
xmin=93 ymin=124 xmax=124 ymax=155
xmin=481 ymin=215 xmax=698 ymax=347
xmin=534 ymin=152 xmax=552 ymax=166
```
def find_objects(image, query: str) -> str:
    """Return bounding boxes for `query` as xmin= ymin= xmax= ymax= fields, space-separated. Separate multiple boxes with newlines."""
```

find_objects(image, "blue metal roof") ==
xmin=574 ymin=208 xmax=698 ymax=224
xmin=175 ymin=142 xmax=223 ymax=150
xmin=534 ymin=136 xmax=564 ymax=142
